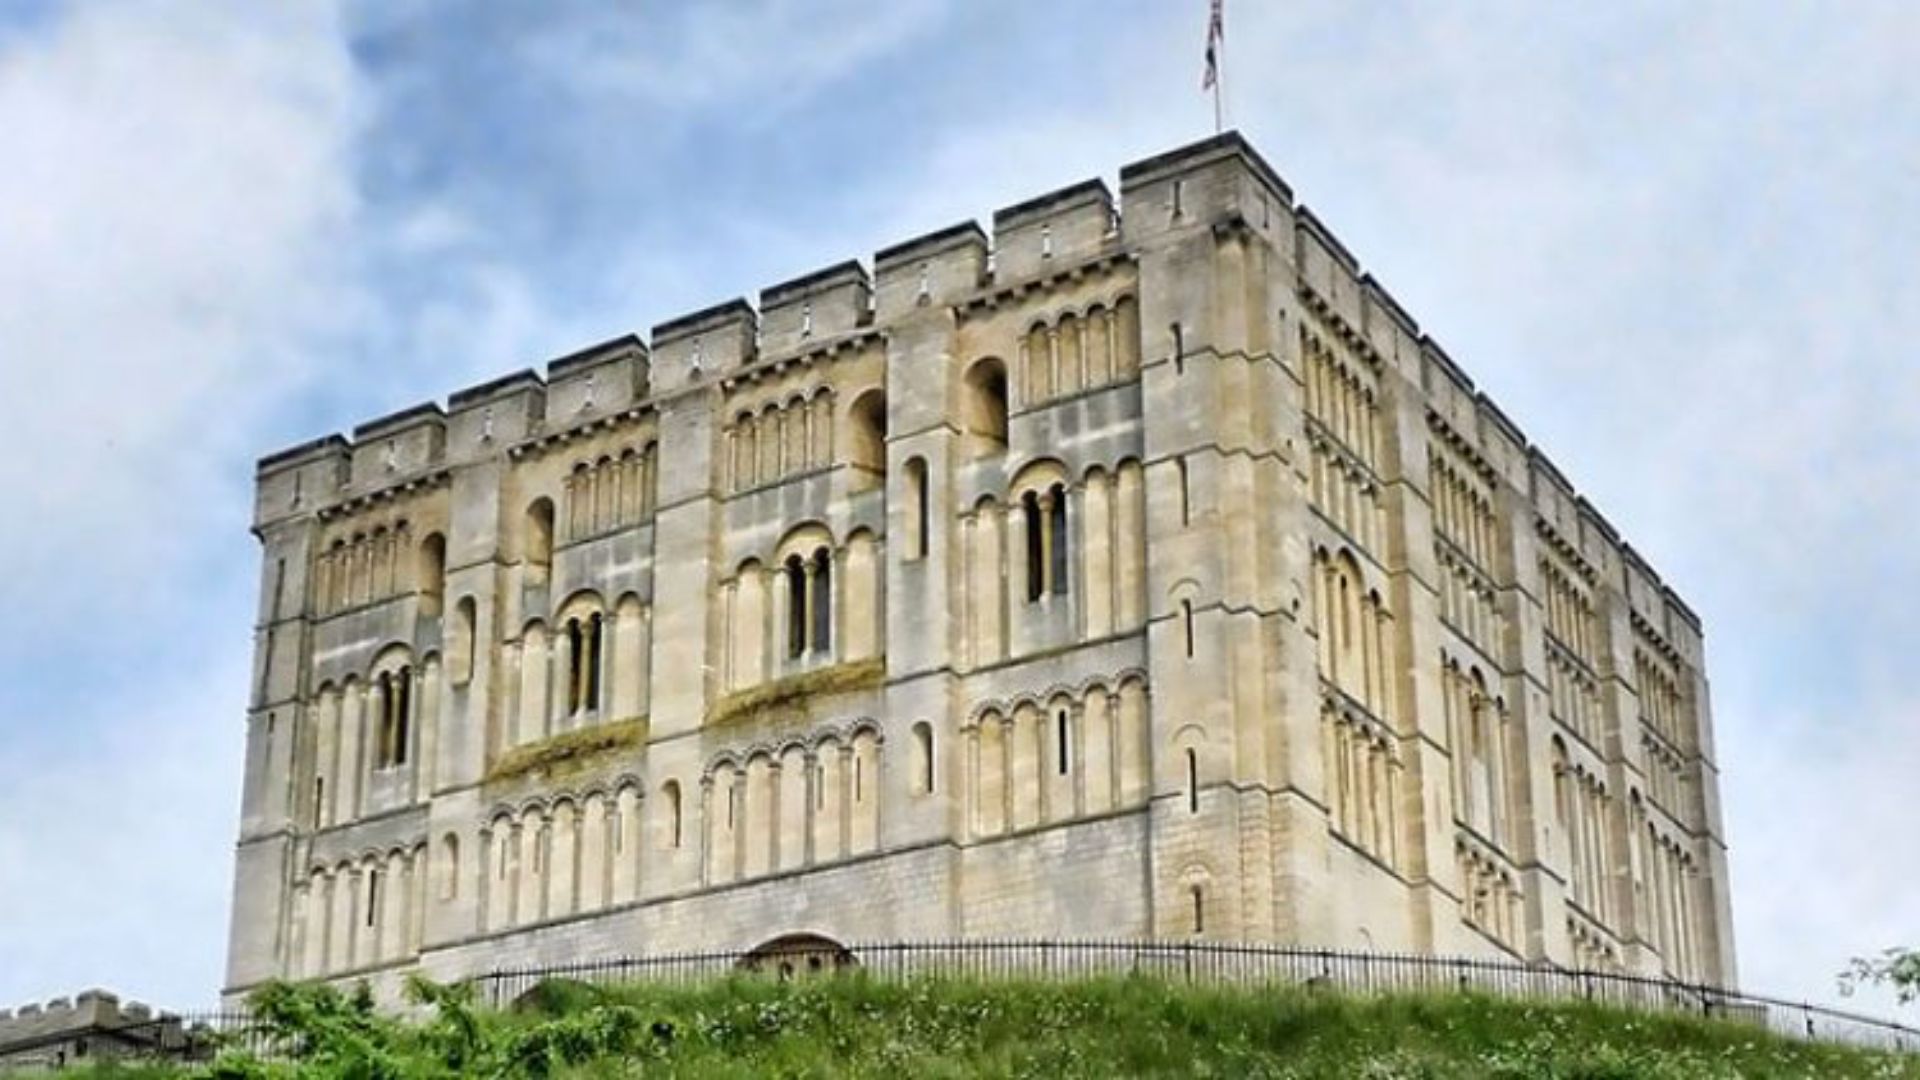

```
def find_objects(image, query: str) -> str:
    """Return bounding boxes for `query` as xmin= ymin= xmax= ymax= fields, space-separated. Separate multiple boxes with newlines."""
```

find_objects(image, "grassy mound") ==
xmin=60 ymin=974 xmax=1920 ymax=1079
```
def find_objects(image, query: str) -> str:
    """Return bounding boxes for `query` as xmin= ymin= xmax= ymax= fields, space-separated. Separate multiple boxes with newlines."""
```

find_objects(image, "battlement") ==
xmin=759 ymin=260 xmax=872 ymax=357
xmin=0 ymin=989 xmax=173 ymax=1048
xmin=246 ymin=130 xmax=1703 ymax=637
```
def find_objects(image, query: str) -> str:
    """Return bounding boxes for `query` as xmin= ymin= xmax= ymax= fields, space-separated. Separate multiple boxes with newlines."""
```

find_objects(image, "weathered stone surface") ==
xmin=227 ymin=133 xmax=1734 ymax=1004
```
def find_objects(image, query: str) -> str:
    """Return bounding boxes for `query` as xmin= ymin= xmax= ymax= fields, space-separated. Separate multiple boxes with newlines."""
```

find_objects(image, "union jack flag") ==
xmin=1202 ymin=0 xmax=1224 ymax=90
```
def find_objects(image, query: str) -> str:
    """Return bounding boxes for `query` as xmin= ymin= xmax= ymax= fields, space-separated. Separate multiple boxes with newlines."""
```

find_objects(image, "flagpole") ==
xmin=1203 ymin=0 xmax=1225 ymax=135
xmin=1213 ymin=51 xmax=1224 ymax=134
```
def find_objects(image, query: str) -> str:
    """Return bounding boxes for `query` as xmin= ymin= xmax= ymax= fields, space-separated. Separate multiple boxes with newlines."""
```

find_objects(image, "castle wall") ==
xmin=229 ymin=134 xmax=1737 ymax=1003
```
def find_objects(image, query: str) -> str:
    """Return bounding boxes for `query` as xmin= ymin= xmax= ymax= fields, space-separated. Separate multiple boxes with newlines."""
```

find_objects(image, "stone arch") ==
xmin=523 ymin=497 xmax=555 ymax=583
xmin=737 ymin=932 xmax=857 ymax=976
xmin=416 ymin=531 xmax=446 ymax=617
xmin=845 ymin=387 xmax=888 ymax=490
xmin=903 ymin=455 xmax=930 ymax=560
xmin=962 ymin=356 xmax=1010 ymax=455
xmin=1010 ymin=459 xmax=1071 ymax=603
xmin=910 ymin=720 xmax=935 ymax=796
xmin=844 ymin=528 xmax=882 ymax=661
xmin=775 ymin=523 xmax=837 ymax=662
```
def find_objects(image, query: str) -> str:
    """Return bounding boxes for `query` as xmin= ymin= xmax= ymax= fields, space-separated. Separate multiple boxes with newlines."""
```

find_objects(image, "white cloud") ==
xmin=0 ymin=0 xmax=360 ymax=1005
xmin=0 ymin=1 xmax=362 ymax=648
xmin=518 ymin=0 xmax=950 ymax=115
xmin=2 ymin=0 xmax=1914 ymax=1021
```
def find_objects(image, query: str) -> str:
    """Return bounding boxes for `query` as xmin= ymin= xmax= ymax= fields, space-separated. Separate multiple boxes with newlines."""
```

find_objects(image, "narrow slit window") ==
xmin=1056 ymin=710 xmax=1071 ymax=775
xmin=1186 ymin=748 xmax=1200 ymax=814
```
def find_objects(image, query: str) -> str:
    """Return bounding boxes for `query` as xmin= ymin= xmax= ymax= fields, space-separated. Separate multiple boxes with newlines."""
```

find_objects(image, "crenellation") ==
xmin=1474 ymin=395 xmax=1530 ymax=489
xmin=1293 ymin=208 xmax=1368 ymax=337
xmin=1118 ymin=133 xmax=1293 ymax=249
xmin=227 ymin=132 xmax=1733 ymax=1005
xmin=253 ymin=435 xmax=349 ymax=529
xmin=1359 ymin=273 xmax=1421 ymax=373
xmin=759 ymin=260 xmax=872 ymax=356
xmin=650 ymin=298 xmax=757 ymax=394
xmin=991 ymin=178 xmax=1116 ymax=282
xmin=446 ymin=369 xmax=545 ymax=463
xmin=544 ymin=334 xmax=649 ymax=422
xmin=348 ymin=403 xmax=447 ymax=490
xmin=872 ymin=220 xmax=988 ymax=319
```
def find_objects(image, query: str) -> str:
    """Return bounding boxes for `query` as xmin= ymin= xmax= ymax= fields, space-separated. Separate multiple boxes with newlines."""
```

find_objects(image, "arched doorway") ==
xmin=736 ymin=932 xmax=857 ymax=978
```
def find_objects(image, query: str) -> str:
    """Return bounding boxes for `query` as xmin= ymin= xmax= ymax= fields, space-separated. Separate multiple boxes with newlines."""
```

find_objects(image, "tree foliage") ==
xmin=1840 ymin=947 xmax=1920 ymax=1005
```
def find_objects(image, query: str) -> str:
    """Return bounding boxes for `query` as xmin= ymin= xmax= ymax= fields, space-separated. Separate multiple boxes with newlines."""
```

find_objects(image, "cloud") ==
xmin=514 ymin=0 xmax=951 ymax=115
xmin=0 ymin=1 xmax=362 ymax=660
xmin=0 ymin=0 xmax=360 ymax=1002
xmin=1 ymin=0 xmax=1915 ymax=1019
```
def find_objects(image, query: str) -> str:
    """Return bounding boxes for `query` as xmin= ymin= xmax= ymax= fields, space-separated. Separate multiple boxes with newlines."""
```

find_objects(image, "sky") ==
xmin=0 ymin=0 xmax=1915 ymax=1018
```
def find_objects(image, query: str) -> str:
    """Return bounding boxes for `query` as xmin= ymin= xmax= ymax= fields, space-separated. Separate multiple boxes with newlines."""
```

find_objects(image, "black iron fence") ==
xmin=22 ymin=939 xmax=1917 ymax=1069
xmin=470 ymin=939 xmax=1920 ymax=1054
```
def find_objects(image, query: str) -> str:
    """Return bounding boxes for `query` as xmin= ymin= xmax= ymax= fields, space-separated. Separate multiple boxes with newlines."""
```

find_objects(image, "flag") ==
xmin=1202 ymin=0 xmax=1224 ymax=90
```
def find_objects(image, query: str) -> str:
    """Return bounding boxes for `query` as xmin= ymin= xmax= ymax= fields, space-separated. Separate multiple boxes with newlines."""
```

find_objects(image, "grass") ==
xmin=706 ymin=658 xmax=885 ymax=730
xmin=51 ymin=974 xmax=1920 ymax=1079
xmin=485 ymin=717 xmax=649 ymax=785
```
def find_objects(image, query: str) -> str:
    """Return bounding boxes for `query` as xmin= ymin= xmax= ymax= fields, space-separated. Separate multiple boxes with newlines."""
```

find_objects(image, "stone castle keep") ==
xmin=227 ymin=133 xmax=1736 ymax=1000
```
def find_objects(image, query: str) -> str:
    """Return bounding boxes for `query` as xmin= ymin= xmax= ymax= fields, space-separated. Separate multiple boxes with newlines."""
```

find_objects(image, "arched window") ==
xmin=524 ymin=498 xmax=554 ymax=586
xmin=586 ymin=613 xmax=603 ymax=709
xmin=661 ymin=780 xmax=683 ymax=849
xmin=1021 ymin=483 xmax=1071 ymax=601
xmin=417 ymin=532 xmax=446 ymax=617
xmin=451 ymin=596 xmax=478 ymax=686
xmin=912 ymin=721 xmax=935 ymax=795
xmin=905 ymin=456 xmax=929 ymax=560
xmin=565 ymin=613 xmax=604 ymax=715
xmin=963 ymin=358 xmax=1009 ymax=455
xmin=393 ymin=668 xmax=410 ymax=766
xmin=438 ymin=833 xmax=460 ymax=901
xmin=847 ymin=389 xmax=888 ymax=490
xmin=1022 ymin=491 xmax=1043 ymax=601
xmin=375 ymin=668 xmax=412 ymax=769
xmin=566 ymin=619 xmax=584 ymax=714
xmin=785 ymin=555 xmax=808 ymax=658
xmin=1047 ymin=484 xmax=1068 ymax=595
xmin=809 ymin=548 xmax=832 ymax=656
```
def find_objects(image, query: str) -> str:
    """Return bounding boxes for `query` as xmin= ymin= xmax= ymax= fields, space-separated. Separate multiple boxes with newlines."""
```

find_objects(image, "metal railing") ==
xmin=470 ymin=939 xmax=1920 ymax=1053
xmin=21 ymin=939 xmax=1916 ymax=1069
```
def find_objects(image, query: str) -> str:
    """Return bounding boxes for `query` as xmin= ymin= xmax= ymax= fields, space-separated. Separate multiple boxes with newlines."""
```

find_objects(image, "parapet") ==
xmin=873 ymin=221 xmax=989 ymax=320
xmin=0 ymin=988 xmax=168 ymax=1047
xmin=544 ymin=334 xmax=649 ymax=421
xmin=349 ymin=401 xmax=447 ymax=490
xmin=651 ymin=299 xmax=757 ymax=395
xmin=759 ymin=261 xmax=872 ymax=356
xmin=1119 ymin=131 xmax=1293 ymax=246
xmin=991 ymin=178 xmax=1116 ymax=282
xmin=1294 ymin=206 xmax=1365 ymax=332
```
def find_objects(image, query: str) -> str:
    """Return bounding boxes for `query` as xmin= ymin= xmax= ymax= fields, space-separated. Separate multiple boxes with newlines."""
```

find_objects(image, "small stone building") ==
xmin=0 ymin=991 xmax=192 ymax=1071
xmin=226 ymin=133 xmax=1736 ymax=1002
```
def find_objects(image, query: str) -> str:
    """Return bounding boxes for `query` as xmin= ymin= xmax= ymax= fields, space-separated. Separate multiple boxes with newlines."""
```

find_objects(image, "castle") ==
xmin=226 ymin=133 xmax=1736 ymax=1001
